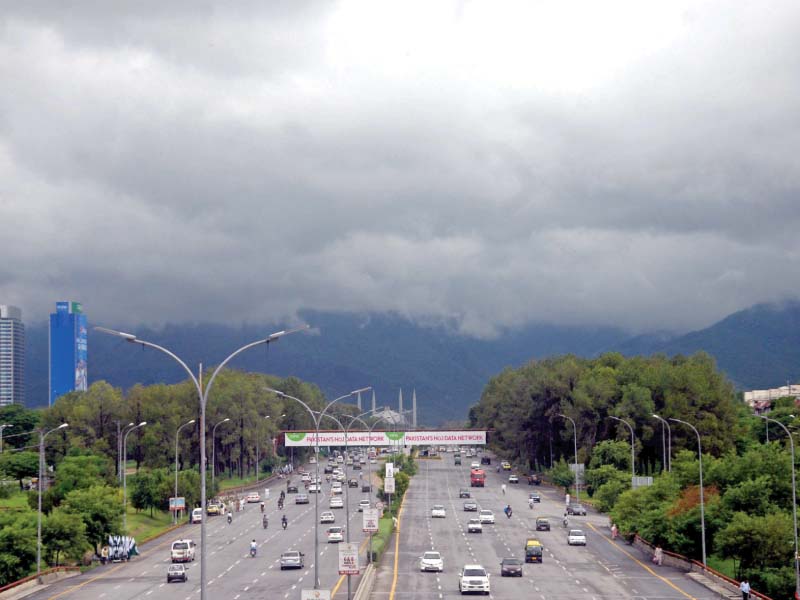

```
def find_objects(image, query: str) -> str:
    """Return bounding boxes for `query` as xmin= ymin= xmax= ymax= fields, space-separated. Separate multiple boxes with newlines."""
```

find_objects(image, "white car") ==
xmin=358 ymin=499 xmax=370 ymax=512
xmin=320 ymin=511 xmax=335 ymax=524
xmin=327 ymin=526 xmax=344 ymax=543
xmin=190 ymin=508 xmax=203 ymax=524
xmin=330 ymin=497 xmax=344 ymax=509
xmin=478 ymin=510 xmax=495 ymax=524
xmin=431 ymin=505 xmax=447 ymax=518
xmin=470 ymin=462 xmax=480 ymax=469
xmin=419 ymin=551 xmax=444 ymax=572
xmin=458 ymin=564 xmax=490 ymax=595
xmin=467 ymin=519 xmax=483 ymax=533
xmin=246 ymin=492 xmax=260 ymax=503
xmin=508 ymin=474 xmax=519 ymax=484
xmin=567 ymin=529 xmax=587 ymax=546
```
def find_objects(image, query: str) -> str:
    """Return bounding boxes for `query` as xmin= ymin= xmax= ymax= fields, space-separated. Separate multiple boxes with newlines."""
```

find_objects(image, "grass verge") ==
xmin=126 ymin=507 xmax=174 ymax=542
xmin=369 ymin=513 xmax=395 ymax=562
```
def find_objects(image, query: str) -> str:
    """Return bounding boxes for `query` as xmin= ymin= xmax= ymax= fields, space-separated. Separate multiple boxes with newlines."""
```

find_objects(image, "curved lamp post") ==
xmin=652 ymin=414 xmax=671 ymax=472
xmin=37 ymin=423 xmax=68 ymax=581
xmin=97 ymin=324 xmax=308 ymax=600
xmin=556 ymin=413 xmax=580 ymax=504
xmin=174 ymin=419 xmax=196 ymax=524
xmin=123 ymin=421 xmax=147 ymax=531
xmin=759 ymin=414 xmax=799 ymax=597
xmin=211 ymin=418 xmax=230 ymax=493
xmin=609 ymin=416 xmax=636 ymax=487
xmin=265 ymin=386 xmax=371 ymax=589
xmin=669 ymin=417 xmax=706 ymax=568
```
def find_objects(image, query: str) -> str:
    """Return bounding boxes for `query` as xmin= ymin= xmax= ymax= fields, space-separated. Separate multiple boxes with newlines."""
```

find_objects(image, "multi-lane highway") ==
xmin=373 ymin=454 xmax=718 ymax=599
xmin=26 ymin=467 xmax=372 ymax=600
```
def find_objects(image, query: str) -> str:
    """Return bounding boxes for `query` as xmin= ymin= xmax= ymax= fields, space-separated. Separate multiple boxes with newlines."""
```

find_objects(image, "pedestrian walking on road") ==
xmin=653 ymin=546 xmax=663 ymax=566
xmin=740 ymin=579 xmax=750 ymax=600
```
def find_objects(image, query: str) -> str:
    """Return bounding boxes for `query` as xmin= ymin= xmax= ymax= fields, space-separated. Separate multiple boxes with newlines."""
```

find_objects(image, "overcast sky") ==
xmin=2 ymin=1 xmax=799 ymax=337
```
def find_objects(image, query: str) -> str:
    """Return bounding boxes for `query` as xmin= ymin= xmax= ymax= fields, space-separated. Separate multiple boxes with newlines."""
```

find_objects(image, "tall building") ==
xmin=49 ymin=301 xmax=88 ymax=406
xmin=0 ymin=305 xmax=25 ymax=407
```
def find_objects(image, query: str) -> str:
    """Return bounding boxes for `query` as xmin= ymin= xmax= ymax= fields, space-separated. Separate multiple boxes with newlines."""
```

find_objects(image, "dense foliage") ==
xmin=471 ymin=352 xmax=799 ymax=599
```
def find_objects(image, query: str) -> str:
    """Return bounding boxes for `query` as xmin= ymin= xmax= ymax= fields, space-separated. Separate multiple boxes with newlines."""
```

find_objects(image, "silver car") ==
xmin=567 ymin=529 xmax=587 ymax=546
xmin=280 ymin=550 xmax=305 ymax=569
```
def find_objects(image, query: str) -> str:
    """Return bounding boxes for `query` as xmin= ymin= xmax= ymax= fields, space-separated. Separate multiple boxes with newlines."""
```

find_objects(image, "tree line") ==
xmin=470 ymin=351 xmax=797 ymax=599
xmin=0 ymin=370 xmax=344 ymax=586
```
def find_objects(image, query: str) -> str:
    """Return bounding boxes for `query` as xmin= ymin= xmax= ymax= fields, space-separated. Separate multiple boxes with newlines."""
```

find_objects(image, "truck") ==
xmin=470 ymin=468 xmax=486 ymax=487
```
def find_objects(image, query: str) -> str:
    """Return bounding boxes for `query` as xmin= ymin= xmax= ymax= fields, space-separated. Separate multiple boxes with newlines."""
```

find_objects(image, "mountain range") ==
xmin=23 ymin=302 xmax=800 ymax=424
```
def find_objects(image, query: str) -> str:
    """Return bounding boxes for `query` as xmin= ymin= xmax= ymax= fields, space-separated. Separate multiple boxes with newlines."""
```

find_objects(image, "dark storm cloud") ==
xmin=1 ymin=1 xmax=799 ymax=335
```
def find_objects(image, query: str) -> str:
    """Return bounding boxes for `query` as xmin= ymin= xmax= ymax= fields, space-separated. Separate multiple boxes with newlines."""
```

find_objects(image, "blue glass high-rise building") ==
xmin=49 ymin=301 xmax=88 ymax=406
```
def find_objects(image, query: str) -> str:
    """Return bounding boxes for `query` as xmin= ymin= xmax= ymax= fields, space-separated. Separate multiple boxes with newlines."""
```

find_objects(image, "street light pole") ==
xmin=609 ymin=416 xmax=636 ymax=487
xmin=174 ymin=419 xmax=196 ymax=524
xmin=37 ymin=423 xmax=68 ymax=582
xmin=670 ymin=417 xmax=706 ymax=568
xmin=98 ymin=324 xmax=308 ymax=600
xmin=123 ymin=422 xmax=146 ymax=531
xmin=265 ymin=386 xmax=371 ymax=590
xmin=556 ymin=413 xmax=580 ymax=504
xmin=759 ymin=414 xmax=799 ymax=597
xmin=652 ymin=414 xmax=671 ymax=472
xmin=211 ymin=418 xmax=230 ymax=494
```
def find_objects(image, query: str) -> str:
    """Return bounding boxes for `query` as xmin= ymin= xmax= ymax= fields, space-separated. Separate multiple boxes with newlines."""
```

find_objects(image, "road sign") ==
xmin=363 ymin=508 xmax=379 ymax=533
xmin=338 ymin=542 xmax=359 ymax=575
xmin=385 ymin=462 xmax=394 ymax=478
xmin=169 ymin=497 xmax=185 ymax=512
xmin=384 ymin=477 xmax=395 ymax=494
xmin=376 ymin=501 xmax=385 ymax=511
xmin=301 ymin=590 xmax=331 ymax=600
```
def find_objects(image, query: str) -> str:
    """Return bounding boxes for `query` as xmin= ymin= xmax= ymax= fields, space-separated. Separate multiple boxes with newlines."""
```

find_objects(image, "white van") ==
xmin=171 ymin=539 xmax=196 ymax=563
xmin=190 ymin=508 xmax=203 ymax=524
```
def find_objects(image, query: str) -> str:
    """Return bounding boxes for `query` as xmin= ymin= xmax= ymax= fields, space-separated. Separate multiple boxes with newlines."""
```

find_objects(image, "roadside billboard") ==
xmin=284 ymin=430 xmax=487 ymax=447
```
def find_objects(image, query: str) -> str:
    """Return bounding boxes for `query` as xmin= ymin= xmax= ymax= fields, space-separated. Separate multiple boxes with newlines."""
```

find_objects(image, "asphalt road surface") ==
xmin=372 ymin=455 xmax=720 ymax=600
xmin=26 ymin=468 xmax=373 ymax=600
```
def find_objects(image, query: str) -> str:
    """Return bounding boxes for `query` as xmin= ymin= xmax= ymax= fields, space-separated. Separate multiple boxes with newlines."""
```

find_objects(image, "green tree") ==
xmin=130 ymin=470 xmax=164 ymax=517
xmin=587 ymin=441 xmax=632 ymax=472
xmin=0 ymin=511 xmax=37 ymax=586
xmin=42 ymin=510 xmax=88 ymax=566
xmin=0 ymin=405 xmax=39 ymax=449
xmin=550 ymin=458 xmax=574 ymax=492
xmin=0 ymin=451 xmax=39 ymax=490
xmin=62 ymin=485 xmax=123 ymax=552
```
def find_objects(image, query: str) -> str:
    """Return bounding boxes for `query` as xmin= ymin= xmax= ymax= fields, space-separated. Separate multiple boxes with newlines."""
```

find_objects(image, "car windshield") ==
xmin=569 ymin=530 xmax=584 ymax=536
xmin=282 ymin=552 xmax=299 ymax=559
xmin=329 ymin=527 xmax=342 ymax=533
xmin=503 ymin=558 xmax=521 ymax=565
xmin=423 ymin=552 xmax=440 ymax=560
xmin=464 ymin=568 xmax=486 ymax=577
xmin=469 ymin=519 xmax=480 ymax=524
xmin=480 ymin=510 xmax=491 ymax=515
xmin=173 ymin=542 xmax=188 ymax=550
xmin=433 ymin=505 xmax=444 ymax=510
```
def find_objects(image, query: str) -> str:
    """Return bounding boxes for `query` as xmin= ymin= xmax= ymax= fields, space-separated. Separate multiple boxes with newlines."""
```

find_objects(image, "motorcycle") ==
xmin=282 ymin=517 xmax=288 ymax=530
xmin=278 ymin=499 xmax=284 ymax=510
xmin=227 ymin=513 xmax=232 ymax=525
xmin=262 ymin=516 xmax=269 ymax=530
xmin=250 ymin=547 xmax=257 ymax=558
xmin=562 ymin=517 xmax=569 ymax=529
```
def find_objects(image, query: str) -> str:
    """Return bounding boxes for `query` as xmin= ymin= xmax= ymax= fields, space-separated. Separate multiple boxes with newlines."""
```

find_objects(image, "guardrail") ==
xmin=631 ymin=534 xmax=773 ymax=600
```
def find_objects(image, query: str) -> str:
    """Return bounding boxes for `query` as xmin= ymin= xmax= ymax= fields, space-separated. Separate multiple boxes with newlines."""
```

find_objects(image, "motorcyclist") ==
xmin=562 ymin=514 xmax=569 ymax=528
xmin=262 ymin=514 xmax=269 ymax=529
xmin=250 ymin=539 xmax=257 ymax=556
xmin=281 ymin=515 xmax=288 ymax=530
xmin=504 ymin=504 xmax=512 ymax=518
xmin=528 ymin=497 xmax=534 ymax=509
xmin=260 ymin=501 xmax=265 ymax=513
xmin=501 ymin=484 xmax=506 ymax=495
xmin=227 ymin=512 xmax=232 ymax=524
xmin=278 ymin=498 xmax=284 ymax=510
